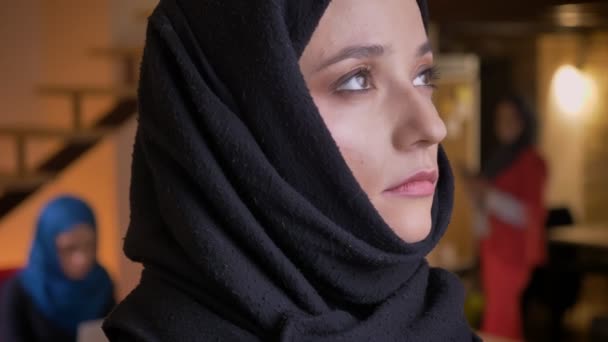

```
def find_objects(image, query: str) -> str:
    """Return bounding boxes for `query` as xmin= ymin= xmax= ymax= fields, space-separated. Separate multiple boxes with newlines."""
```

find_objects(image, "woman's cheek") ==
xmin=336 ymin=142 xmax=383 ymax=196
xmin=313 ymin=93 xmax=386 ymax=196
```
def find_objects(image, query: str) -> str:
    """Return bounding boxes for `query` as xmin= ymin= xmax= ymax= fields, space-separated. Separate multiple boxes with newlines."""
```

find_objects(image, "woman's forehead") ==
xmin=304 ymin=0 xmax=427 ymax=58
xmin=55 ymin=224 xmax=95 ymax=245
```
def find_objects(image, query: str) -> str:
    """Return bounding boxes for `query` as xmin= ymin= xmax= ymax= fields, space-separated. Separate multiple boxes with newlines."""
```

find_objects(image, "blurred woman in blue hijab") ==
xmin=0 ymin=195 xmax=114 ymax=342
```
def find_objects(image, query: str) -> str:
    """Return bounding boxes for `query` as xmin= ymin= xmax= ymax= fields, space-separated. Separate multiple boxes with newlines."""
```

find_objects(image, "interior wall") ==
xmin=537 ymin=32 xmax=608 ymax=222
xmin=581 ymin=32 xmax=608 ymax=223
xmin=0 ymin=0 xmax=43 ymax=171
xmin=110 ymin=0 xmax=158 ymax=46
xmin=537 ymin=33 xmax=587 ymax=220
xmin=0 ymin=0 xmax=43 ymax=126
xmin=32 ymin=0 xmax=116 ymax=168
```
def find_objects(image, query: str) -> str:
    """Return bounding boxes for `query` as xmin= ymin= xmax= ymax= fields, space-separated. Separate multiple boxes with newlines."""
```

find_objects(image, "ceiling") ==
xmin=428 ymin=0 xmax=608 ymax=24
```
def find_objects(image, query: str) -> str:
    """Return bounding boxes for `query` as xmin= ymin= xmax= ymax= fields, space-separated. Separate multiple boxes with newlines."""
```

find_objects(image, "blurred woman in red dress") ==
xmin=467 ymin=95 xmax=547 ymax=340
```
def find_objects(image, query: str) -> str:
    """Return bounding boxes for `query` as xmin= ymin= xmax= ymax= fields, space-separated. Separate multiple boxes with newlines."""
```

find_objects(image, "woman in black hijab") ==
xmin=103 ymin=0 xmax=479 ymax=340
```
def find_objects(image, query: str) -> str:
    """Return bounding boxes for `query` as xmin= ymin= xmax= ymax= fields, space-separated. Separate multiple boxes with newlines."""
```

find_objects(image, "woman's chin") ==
xmin=384 ymin=208 xmax=433 ymax=243
xmin=379 ymin=203 xmax=434 ymax=243
xmin=394 ymin=221 xmax=432 ymax=243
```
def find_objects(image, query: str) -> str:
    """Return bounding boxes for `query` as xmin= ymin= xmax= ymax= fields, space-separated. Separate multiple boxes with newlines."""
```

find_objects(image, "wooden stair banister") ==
xmin=37 ymin=85 xmax=136 ymax=96
xmin=89 ymin=47 xmax=144 ymax=85
xmin=0 ymin=172 xmax=56 ymax=192
xmin=0 ymin=84 xmax=135 ymax=179
xmin=37 ymin=85 xmax=136 ymax=129
xmin=0 ymin=7 xmax=147 ymax=217
xmin=0 ymin=97 xmax=138 ymax=216
xmin=0 ymin=127 xmax=110 ymax=176
xmin=0 ymin=127 xmax=111 ymax=141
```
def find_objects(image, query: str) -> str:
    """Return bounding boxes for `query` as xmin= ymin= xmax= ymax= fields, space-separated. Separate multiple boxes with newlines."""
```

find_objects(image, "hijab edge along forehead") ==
xmin=285 ymin=0 xmax=429 ymax=58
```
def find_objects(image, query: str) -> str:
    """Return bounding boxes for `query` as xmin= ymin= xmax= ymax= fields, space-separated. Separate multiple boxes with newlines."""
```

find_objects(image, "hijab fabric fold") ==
xmin=104 ymin=1 xmax=478 ymax=340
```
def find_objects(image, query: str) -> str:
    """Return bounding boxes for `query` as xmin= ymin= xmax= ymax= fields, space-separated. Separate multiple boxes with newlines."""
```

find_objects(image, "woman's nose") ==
xmin=392 ymin=92 xmax=447 ymax=151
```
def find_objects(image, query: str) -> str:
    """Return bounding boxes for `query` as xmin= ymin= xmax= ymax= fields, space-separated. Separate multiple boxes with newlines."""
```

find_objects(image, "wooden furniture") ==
xmin=549 ymin=224 xmax=608 ymax=251
xmin=549 ymin=223 xmax=608 ymax=273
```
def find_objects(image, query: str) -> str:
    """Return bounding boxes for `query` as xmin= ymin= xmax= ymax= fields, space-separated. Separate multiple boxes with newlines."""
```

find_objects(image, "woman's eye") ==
xmin=336 ymin=69 xmax=372 ymax=92
xmin=413 ymin=67 xmax=439 ymax=88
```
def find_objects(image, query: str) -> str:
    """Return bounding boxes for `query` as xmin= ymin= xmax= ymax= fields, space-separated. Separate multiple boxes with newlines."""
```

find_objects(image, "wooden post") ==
xmin=15 ymin=134 xmax=26 ymax=176
xmin=71 ymin=91 xmax=83 ymax=129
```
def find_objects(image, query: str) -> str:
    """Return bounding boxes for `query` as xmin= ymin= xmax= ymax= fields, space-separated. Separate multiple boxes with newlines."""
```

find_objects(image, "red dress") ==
xmin=480 ymin=148 xmax=547 ymax=340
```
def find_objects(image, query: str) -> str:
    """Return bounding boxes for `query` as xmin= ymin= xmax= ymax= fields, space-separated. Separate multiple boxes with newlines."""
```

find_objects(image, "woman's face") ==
xmin=55 ymin=224 xmax=97 ymax=280
xmin=300 ymin=0 xmax=446 ymax=243
xmin=495 ymin=101 xmax=524 ymax=145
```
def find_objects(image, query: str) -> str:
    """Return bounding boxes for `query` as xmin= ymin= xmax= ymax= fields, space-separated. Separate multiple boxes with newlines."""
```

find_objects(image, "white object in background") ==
xmin=77 ymin=319 xmax=108 ymax=342
xmin=486 ymin=189 xmax=527 ymax=228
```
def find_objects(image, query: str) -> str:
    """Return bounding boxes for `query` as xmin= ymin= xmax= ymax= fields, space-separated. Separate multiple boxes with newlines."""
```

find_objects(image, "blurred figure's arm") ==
xmin=486 ymin=190 xmax=526 ymax=227
xmin=483 ymin=150 xmax=547 ymax=233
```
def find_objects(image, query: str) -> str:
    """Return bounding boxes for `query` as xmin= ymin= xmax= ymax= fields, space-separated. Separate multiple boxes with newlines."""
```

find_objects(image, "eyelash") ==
xmin=333 ymin=66 xmax=374 ymax=94
xmin=333 ymin=65 xmax=441 ymax=95
xmin=418 ymin=66 xmax=440 ymax=89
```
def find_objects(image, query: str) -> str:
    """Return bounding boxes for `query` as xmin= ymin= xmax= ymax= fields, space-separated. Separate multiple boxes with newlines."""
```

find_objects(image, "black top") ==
xmin=0 ymin=276 xmax=114 ymax=342
xmin=103 ymin=0 xmax=479 ymax=341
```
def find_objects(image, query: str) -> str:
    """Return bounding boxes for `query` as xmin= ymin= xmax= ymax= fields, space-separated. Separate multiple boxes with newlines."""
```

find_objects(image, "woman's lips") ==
xmin=384 ymin=170 xmax=438 ymax=197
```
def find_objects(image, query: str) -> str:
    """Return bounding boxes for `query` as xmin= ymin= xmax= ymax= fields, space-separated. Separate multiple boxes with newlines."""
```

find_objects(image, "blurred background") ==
xmin=0 ymin=0 xmax=607 ymax=341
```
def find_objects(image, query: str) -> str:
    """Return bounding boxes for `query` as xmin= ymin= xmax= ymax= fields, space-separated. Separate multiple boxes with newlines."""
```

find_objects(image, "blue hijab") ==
xmin=19 ymin=195 xmax=114 ymax=334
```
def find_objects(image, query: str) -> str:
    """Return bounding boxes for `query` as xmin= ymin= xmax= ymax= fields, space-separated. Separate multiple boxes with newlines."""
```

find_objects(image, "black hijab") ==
xmin=482 ymin=95 xmax=538 ymax=180
xmin=103 ymin=0 xmax=478 ymax=340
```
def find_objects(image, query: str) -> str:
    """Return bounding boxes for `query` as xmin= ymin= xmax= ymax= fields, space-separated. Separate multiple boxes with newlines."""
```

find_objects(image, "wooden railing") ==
xmin=89 ymin=48 xmax=143 ymax=86
xmin=0 ymin=85 xmax=135 ymax=195
xmin=0 ymin=39 xmax=142 ymax=212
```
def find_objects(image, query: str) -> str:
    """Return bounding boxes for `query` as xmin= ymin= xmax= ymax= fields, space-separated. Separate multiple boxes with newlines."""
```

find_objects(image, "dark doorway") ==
xmin=480 ymin=58 xmax=513 ymax=169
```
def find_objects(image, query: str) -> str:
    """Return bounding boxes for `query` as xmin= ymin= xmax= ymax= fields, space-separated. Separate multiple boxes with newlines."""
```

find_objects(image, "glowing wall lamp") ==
xmin=552 ymin=65 xmax=595 ymax=117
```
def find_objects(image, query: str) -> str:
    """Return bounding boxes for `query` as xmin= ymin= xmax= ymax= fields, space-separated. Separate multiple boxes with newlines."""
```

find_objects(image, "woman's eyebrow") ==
xmin=313 ymin=40 xmax=431 ymax=73
xmin=314 ymin=44 xmax=389 ymax=72
xmin=416 ymin=40 xmax=433 ymax=58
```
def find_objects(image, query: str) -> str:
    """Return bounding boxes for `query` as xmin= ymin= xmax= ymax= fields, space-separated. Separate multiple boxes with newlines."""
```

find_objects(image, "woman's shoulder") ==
xmin=1 ymin=275 xmax=27 ymax=306
xmin=519 ymin=147 xmax=546 ymax=166
xmin=2 ymin=274 xmax=78 ymax=341
xmin=513 ymin=147 xmax=547 ymax=177
xmin=0 ymin=275 xmax=30 ymax=340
